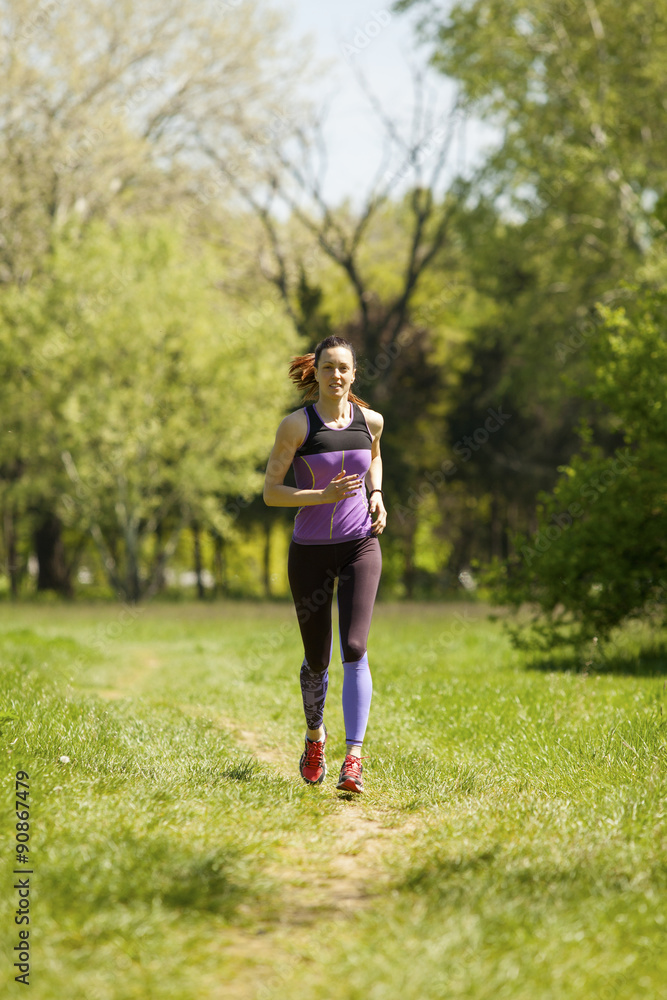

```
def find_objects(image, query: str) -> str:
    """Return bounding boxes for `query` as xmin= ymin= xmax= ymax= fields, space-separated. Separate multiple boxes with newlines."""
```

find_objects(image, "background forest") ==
xmin=2 ymin=0 xmax=666 ymax=649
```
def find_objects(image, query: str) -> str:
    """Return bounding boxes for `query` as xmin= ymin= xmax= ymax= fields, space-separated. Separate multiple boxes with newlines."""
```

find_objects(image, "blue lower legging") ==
xmin=287 ymin=536 xmax=382 ymax=747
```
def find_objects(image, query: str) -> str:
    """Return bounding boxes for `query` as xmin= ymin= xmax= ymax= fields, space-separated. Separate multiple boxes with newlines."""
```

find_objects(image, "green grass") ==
xmin=1 ymin=600 xmax=666 ymax=999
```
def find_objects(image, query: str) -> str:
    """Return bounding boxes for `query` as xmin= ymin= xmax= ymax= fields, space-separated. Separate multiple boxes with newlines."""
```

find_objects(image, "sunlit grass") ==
xmin=1 ymin=600 xmax=666 ymax=999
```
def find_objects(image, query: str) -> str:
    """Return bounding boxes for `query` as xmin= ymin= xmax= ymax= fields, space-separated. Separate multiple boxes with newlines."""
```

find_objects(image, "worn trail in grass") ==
xmin=1 ymin=601 xmax=666 ymax=1000
xmin=95 ymin=634 xmax=414 ymax=932
xmin=99 ymin=648 xmax=416 ymax=944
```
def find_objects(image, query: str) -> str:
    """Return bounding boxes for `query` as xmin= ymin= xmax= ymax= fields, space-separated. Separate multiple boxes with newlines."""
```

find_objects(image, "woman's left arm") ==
xmin=365 ymin=410 xmax=387 ymax=536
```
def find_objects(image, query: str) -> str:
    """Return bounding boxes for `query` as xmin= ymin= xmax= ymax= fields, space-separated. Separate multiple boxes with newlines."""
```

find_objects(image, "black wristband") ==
xmin=369 ymin=489 xmax=383 ymax=497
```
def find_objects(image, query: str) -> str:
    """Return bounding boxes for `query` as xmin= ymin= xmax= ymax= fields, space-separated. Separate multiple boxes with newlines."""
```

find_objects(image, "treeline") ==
xmin=2 ymin=0 xmax=666 ymax=616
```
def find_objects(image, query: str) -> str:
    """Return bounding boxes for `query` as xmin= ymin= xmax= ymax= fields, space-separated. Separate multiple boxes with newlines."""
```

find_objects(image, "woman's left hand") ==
xmin=369 ymin=494 xmax=387 ymax=535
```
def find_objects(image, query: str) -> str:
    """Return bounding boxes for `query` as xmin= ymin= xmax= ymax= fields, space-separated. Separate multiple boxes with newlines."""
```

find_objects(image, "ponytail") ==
xmin=288 ymin=353 xmax=319 ymax=401
xmin=289 ymin=338 xmax=369 ymax=407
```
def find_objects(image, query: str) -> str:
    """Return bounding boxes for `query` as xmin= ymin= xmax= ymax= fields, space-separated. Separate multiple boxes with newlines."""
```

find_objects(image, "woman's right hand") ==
xmin=320 ymin=470 xmax=363 ymax=503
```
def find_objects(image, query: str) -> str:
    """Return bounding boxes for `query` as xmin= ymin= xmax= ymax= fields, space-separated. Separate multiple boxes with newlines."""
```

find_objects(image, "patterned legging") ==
xmin=287 ymin=535 xmax=382 ymax=744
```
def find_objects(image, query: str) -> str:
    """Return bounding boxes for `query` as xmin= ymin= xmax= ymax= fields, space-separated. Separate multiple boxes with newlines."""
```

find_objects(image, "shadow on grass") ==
xmin=396 ymin=847 xmax=667 ymax=906
xmin=42 ymin=833 xmax=263 ymax=922
xmin=220 ymin=757 xmax=263 ymax=781
xmin=400 ymin=846 xmax=502 ymax=895
xmin=526 ymin=641 xmax=667 ymax=677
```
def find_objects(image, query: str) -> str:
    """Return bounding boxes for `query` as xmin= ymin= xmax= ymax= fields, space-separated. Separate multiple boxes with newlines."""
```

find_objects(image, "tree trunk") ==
xmin=263 ymin=520 xmax=272 ymax=598
xmin=402 ymin=524 xmax=416 ymax=600
xmin=449 ymin=523 xmax=474 ymax=581
xmin=490 ymin=493 xmax=505 ymax=561
xmin=152 ymin=523 xmax=167 ymax=595
xmin=212 ymin=532 xmax=227 ymax=598
xmin=193 ymin=521 xmax=205 ymax=600
xmin=124 ymin=521 xmax=141 ymax=604
xmin=3 ymin=506 xmax=20 ymax=599
xmin=34 ymin=512 xmax=74 ymax=596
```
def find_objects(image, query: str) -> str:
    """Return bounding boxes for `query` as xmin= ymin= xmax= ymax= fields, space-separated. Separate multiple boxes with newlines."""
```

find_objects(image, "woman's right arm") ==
xmin=263 ymin=412 xmax=363 ymax=507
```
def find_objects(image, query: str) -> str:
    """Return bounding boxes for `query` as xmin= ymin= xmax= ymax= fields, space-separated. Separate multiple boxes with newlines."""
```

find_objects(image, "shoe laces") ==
xmin=343 ymin=754 xmax=367 ymax=776
xmin=304 ymin=737 xmax=325 ymax=768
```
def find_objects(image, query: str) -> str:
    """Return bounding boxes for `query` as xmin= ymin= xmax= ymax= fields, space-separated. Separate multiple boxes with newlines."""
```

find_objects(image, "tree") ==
xmin=0 ymin=0 xmax=308 ymax=276
xmin=0 ymin=217 xmax=301 ymax=601
xmin=490 ymin=275 xmax=667 ymax=649
xmin=199 ymin=67 xmax=481 ymax=594
xmin=0 ymin=0 xmax=311 ymax=595
xmin=391 ymin=0 xmax=667 ymax=575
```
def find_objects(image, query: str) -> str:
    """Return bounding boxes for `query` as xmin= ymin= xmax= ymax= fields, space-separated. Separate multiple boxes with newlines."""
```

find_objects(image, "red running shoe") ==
xmin=299 ymin=727 xmax=327 ymax=785
xmin=336 ymin=753 xmax=366 ymax=793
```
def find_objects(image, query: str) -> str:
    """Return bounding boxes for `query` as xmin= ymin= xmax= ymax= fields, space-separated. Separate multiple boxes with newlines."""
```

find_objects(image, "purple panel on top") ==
xmin=293 ymin=448 xmax=372 ymax=544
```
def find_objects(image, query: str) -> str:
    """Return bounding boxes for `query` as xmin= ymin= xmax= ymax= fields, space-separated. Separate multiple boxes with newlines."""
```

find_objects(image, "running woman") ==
xmin=263 ymin=336 xmax=386 ymax=793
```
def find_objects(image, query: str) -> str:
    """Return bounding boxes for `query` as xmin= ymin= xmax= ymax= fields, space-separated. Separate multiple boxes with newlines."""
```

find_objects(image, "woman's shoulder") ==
xmin=278 ymin=406 xmax=309 ymax=444
xmin=358 ymin=404 xmax=383 ymax=437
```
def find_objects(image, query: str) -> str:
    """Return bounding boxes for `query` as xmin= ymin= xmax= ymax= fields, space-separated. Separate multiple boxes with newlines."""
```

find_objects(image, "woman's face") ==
xmin=315 ymin=347 xmax=356 ymax=400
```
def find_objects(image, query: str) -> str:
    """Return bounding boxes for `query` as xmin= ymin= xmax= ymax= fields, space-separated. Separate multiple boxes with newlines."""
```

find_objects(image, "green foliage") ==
xmin=0 ymin=217 xmax=301 ymax=599
xmin=489 ymin=283 xmax=667 ymax=647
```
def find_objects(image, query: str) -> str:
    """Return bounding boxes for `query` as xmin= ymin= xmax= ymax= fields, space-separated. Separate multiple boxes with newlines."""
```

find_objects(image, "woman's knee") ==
xmin=305 ymin=650 xmax=331 ymax=672
xmin=341 ymin=639 xmax=367 ymax=663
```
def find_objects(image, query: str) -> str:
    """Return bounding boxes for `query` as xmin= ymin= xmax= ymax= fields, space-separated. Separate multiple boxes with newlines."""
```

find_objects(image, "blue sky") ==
xmin=280 ymin=0 xmax=500 ymax=204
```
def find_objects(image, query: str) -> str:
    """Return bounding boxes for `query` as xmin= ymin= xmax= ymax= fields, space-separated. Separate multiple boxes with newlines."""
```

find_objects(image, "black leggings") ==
xmin=287 ymin=536 xmax=382 ymax=672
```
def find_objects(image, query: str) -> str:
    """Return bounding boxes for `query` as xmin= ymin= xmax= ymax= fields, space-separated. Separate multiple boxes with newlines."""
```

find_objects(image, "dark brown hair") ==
xmin=289 ymin=336 xmax=368 ymax=406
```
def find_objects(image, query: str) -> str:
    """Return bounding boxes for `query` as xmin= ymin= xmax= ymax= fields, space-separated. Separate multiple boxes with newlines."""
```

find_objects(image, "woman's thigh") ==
xmin=336 ymin=537 xmax=382 ymax=662
xmin=287 ymin=541 xmax=337 ymax=671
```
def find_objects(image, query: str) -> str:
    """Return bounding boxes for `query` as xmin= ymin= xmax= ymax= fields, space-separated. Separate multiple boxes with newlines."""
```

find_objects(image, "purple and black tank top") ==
xmin=291 ymin=402 xmax=373 ymax=545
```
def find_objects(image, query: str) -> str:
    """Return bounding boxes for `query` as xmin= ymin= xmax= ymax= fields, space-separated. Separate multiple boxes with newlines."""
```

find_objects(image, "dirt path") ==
xmin=207 ymin=711 xmax=423 ymax=1000
xmin=94 ymin=648 xmax=425 ymax=1000
xmin=186 ymin=702 xmax=420 ymax=910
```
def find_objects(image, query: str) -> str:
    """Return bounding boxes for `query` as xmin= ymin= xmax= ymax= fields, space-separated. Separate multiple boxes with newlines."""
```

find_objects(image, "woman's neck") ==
xmin=315 ymin=394 xmax=351 ymax=424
